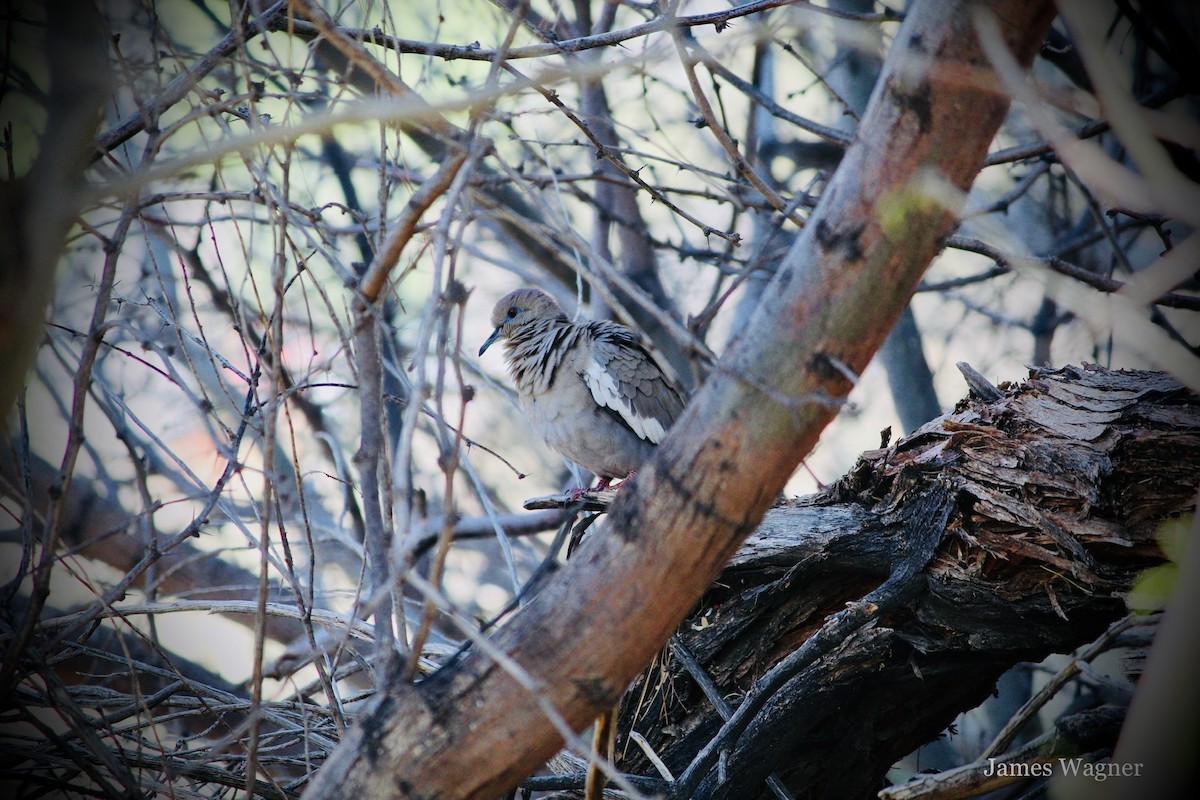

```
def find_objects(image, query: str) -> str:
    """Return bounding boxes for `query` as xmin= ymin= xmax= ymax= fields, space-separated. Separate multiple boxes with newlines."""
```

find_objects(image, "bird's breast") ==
xmin=519 ymin=372 xmax=653 ymax=479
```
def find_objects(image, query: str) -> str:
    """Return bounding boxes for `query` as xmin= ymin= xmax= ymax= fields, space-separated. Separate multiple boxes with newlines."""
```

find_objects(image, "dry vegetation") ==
xmin=1 ymin=0 xmax=1197 ymax=798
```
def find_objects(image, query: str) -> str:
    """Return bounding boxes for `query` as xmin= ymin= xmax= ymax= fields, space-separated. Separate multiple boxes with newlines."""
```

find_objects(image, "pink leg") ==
xmin=567 ymin=473 xmax=630 ymax=501
xmin=569 ymin=477 xmax=608 ymax=501
xmin=600 ymin=471 xmax=638 ymax=492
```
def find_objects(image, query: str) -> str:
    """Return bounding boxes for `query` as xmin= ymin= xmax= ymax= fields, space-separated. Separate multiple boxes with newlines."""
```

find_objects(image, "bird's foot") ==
xmin=609 ymin=470 xmax=637 ymax=491
xmin=567 ymin=473 xmax=633 ymax=501
xmin=568 ymin=477 xmax=610 ymax=501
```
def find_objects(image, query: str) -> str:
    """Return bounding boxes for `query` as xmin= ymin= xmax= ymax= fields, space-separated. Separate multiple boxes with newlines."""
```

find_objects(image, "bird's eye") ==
xmin=506 ymin=306 xmax=519 ymax=319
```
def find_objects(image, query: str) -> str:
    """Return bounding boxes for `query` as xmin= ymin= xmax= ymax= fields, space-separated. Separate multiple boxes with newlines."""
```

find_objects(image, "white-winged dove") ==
xmin=479 ymin=287 xmax=685 ymax=489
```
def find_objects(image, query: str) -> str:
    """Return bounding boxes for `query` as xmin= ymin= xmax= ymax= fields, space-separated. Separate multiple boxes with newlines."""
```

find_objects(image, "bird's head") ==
xmin=478 ymin=288 xmax=567 ymax=356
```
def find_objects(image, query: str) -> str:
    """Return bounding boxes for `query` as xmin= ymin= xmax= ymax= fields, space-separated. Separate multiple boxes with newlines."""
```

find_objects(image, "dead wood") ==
xmin=585 ymin=364 xmax=1197 ymax=799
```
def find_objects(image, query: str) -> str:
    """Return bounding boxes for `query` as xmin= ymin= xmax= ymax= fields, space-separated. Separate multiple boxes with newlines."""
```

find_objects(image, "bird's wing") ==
xmin=581 ymin=322 xmax=684 ymax=445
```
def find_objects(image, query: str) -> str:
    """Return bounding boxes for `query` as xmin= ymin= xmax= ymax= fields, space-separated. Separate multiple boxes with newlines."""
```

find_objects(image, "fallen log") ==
xmin=535 ymin=363 xmax=1197 ymax=799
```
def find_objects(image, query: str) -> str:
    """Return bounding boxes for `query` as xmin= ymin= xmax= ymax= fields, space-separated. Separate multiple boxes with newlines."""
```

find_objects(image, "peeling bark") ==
xmin=609 ymin=365 xmax=1195 ymax=799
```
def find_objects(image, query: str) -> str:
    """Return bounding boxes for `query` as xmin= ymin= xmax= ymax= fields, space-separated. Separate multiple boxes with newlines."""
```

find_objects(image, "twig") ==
xmin=980 ymin=613 xmax=1150 ymax=759
xmin=351 ymin=305 xmax=397 ymax=669
xmin=945 ymin=234 xmax=1200 ymax=311
xmin=670 ymin=636 xmax=796 ymax=800
xmin=92 ymin=0 xmax=289 ymax=158
xmin=275 ymin=0 xmax=865 ymax=65
xmin=288 ymin=0 xmax=464 ymax=143
xmin=973 ymin=6 xmax=1200 ymax=227
xmin=358 ymin=151 xmax=471 ymax=303
xmin=36 ymin=600 xmax=379 ymax=641
xmin=670 ymin=20 xmax=805 ymax=229
xmin=509 ymin=62 xmax=742 ymax=245
xmin=689 ymin=39 xmax=852 ymax=148
xmin=629 ymin=730 xmax=676 ymax=782
xmin=0 ymin=200 xmax=137 ymax=701
xmin=956 ymin=361 xmax=1005 ymax=402
xmin=524 ymin=490 xmax=613 ymax=512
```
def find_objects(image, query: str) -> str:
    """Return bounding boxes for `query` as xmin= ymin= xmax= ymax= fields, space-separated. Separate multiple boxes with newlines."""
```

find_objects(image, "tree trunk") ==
xmin=827 ymin=0 xmax=943 ymax=433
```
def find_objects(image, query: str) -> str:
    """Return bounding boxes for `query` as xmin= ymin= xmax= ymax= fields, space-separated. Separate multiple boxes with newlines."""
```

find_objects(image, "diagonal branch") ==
xmin=91 ymin=0 xmax=289 ymax=159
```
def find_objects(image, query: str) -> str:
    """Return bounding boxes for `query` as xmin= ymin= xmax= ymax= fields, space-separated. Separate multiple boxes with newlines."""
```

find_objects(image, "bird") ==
xmin=478 ymin=287 xmax=685 ymax=491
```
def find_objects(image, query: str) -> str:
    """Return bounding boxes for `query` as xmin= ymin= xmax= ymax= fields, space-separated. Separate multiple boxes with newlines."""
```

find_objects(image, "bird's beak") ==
xmin=478 ymin=327 xmax=501 ymax=357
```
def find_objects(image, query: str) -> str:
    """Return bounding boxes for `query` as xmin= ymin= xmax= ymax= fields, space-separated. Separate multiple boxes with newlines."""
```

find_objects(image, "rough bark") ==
xmin=826 ymin=0 xmax=943 ymax=432
xmin=604 ymin=363 xmax=1195 ymax=799
xmin=300 ymin=3 xmax=1058 ymax=798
